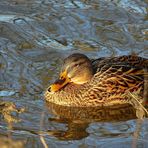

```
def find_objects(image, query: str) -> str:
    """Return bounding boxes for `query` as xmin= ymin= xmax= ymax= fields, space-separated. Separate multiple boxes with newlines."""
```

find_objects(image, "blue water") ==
xmin=0 ymin=0 xmax=148 ymax=147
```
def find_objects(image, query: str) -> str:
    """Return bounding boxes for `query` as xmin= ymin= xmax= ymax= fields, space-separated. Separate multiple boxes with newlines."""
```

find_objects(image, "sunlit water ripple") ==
xmin=0 ymin=0 xmax=148 ymax=147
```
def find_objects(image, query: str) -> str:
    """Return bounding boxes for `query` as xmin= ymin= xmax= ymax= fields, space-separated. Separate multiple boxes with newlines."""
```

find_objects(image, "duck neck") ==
xmin=49 ymin=83 xmax=90 ymax=106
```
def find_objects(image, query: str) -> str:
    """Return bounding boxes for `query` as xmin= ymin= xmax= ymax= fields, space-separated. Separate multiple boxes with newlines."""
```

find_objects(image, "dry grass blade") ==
xmin=39 ymin=111 xmax=48 ymax=148
xmin=40 ymin=136 xmax=48 ymax=148
xmin=143 ymin=69 xmax=148 ymax=104
xmin=128 ymin=92 xmax=148 ymax=118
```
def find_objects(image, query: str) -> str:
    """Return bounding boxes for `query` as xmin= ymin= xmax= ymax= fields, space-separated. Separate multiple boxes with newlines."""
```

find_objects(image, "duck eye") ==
xmin=75 ymin=64 xmax=79 ymax=67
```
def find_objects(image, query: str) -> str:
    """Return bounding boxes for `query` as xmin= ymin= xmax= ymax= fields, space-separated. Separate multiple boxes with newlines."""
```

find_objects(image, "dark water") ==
xmin=0 ymin=0 xmax=148 ymax=147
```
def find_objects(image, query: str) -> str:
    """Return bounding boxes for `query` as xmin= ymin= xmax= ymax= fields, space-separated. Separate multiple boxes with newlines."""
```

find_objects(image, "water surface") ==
xmin=0 ymin=0 xmax=148 ymax=147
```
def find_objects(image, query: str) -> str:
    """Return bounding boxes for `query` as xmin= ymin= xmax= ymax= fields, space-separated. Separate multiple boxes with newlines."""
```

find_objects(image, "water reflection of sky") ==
xmin=0 ymin=0 xmax=148 ymax=147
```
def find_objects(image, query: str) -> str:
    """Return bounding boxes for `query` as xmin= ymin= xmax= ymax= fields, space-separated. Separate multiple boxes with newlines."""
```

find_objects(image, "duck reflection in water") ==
xmin=46 ymin=103 xmax=137 ymax=140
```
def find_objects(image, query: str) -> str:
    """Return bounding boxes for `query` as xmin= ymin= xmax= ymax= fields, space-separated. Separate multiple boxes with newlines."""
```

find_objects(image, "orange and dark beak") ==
xmin=49 ymin=70 xmax=71 ymax=92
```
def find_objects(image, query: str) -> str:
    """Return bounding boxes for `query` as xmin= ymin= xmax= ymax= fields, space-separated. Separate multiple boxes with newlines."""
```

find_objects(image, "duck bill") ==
xmin=49 ymin=70 xmax=70 ymax=92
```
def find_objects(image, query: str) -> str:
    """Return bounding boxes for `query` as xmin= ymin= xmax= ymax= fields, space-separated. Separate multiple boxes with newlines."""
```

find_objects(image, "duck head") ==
xmin=48 ymin=53 xmax=94 ymax=93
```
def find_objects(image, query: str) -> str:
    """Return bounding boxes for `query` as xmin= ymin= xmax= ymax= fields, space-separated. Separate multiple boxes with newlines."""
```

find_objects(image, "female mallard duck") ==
xmin=45 ymin=53 xmax=148 ymax=107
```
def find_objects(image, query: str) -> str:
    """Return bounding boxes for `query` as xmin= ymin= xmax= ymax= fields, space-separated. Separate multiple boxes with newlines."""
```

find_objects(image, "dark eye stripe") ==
xmin=67 ymin=60 xmax=86 ymax=72
xmin=72 ymin=58 xmax=79 ymax=63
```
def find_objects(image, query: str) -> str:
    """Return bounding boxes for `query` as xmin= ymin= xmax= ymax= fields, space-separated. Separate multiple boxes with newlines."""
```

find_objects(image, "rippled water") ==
xmin=0 ymin=0 xmax=148 ymax=147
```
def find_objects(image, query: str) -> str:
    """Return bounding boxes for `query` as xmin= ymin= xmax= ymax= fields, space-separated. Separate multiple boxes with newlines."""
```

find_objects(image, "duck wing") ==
xmin=92 ymin=55 xmax=148 ymax=72
xmin=88 ymin=55 xmax=148 ymax=104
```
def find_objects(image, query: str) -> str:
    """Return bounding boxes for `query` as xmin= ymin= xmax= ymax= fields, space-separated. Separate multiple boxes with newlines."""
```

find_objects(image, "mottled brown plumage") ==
xmin=45 ymin=53 xmax=148 ymax=107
